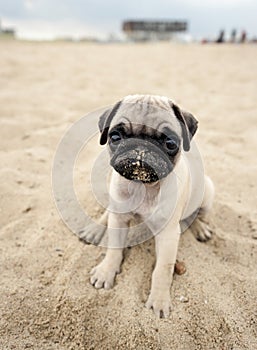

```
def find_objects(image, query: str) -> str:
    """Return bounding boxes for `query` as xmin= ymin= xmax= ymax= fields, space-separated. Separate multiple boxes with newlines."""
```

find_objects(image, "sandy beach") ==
xmin=0 ymin=40 xmax=256 ymax=349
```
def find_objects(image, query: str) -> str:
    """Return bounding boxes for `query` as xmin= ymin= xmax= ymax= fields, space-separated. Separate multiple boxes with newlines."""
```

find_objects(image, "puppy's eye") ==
xmin=165 ymin=138 xmax=179 ymax=153
xmin=109 ymin=131 xmax=122 ymax=143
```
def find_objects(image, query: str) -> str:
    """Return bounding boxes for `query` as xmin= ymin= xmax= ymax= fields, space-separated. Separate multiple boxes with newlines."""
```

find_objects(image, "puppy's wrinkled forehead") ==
xmin=110 ymin=95 xmax=182 ymax=137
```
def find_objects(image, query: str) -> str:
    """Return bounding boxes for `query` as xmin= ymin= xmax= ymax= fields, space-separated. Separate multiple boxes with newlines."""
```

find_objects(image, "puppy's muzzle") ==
xmin=110 ymin=139 xmax=173 ymax=183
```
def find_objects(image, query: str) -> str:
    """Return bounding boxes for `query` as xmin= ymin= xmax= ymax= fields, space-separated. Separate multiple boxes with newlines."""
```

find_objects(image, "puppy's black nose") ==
xmin=110 ymin=139 xmax=173 ymax=183
xmin=114 ymin=157 xmax=159 ymax=183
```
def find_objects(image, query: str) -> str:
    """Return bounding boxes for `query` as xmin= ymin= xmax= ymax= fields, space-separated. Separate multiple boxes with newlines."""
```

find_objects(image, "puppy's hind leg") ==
xmin=190 ymin=176 xmax=215 ymax=242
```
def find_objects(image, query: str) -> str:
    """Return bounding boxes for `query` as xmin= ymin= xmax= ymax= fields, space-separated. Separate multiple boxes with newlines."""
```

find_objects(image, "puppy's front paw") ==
xmin=90 ymin=261 xmax=120 ymax=290
xmin=146 ymin=292 xmax=171 ymax=318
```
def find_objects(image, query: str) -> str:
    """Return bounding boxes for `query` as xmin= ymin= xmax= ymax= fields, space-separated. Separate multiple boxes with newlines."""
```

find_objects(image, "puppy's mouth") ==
xmin=110 ymin=147 xmax=173 ymax=183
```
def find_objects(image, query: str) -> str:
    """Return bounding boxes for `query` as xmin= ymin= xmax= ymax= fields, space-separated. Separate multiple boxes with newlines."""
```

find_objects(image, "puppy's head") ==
xmin=98 ymin=95 xmax=198 ymax=183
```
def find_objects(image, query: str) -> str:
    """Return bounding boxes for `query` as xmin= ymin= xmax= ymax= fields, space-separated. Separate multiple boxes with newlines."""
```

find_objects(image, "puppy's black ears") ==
xmin=98 ymin=100 xmax=122 ymax=145
xmin=171 ymin=103 xmax=198 ymax=151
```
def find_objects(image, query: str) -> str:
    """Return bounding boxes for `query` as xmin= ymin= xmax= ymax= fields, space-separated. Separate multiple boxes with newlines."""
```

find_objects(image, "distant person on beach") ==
xmin=216 ymin=30 xmax=225 ymax=43
xmin=240 ymin=30 xmax=247 ymax=43
xmin=231 ymin=29 xmax=237 ymax=43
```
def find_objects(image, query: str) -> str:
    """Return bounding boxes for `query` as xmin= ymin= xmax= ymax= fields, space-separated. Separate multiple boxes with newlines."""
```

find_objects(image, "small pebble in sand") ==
xmin=22 ymin=206 xmax=32 ymax=213
xmin=175 ymin=260 xmax=186 ymax=275
xmin=179 ymin=296 xmax=189 ymax=303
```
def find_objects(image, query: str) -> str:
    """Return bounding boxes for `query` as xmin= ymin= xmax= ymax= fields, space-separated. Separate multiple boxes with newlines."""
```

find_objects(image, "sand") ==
xmin=0 ymin=40 xmax=256 ymax=350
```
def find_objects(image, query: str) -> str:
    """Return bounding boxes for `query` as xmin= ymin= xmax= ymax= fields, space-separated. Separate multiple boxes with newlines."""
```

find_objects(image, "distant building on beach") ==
xmin=0 ymin=19 xmax=16 ymax=38
xmin=122 ymin=20 xmax=188 ymax=41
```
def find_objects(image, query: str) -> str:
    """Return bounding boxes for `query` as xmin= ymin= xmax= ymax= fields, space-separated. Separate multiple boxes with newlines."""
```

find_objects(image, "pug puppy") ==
xmin=83 ymin=95 xmax=214 ymax=318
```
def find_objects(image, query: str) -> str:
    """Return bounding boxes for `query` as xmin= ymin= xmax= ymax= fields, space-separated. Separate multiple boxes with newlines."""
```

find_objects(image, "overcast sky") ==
xmin=0 ymin=0 xmax=257 ymax=40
